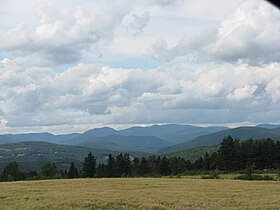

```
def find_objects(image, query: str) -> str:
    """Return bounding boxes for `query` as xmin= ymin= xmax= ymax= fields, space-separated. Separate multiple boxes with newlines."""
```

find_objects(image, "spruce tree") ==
xmin=123 ymin=153 xmax=132 ymax=176
xmin=133 ymin=157 xmax=139 ymax=176
xmin=115 ymin=153 xmax=124 ymax=177
xmin=82 ymin=152 xmax=96 ymax=178
xmin=107 ymin=154 xmax=115 ymax=177
xmin=159 ymin=156 xmax=171 ymax=176
xmin=138 ymin=157 xmax=150 ymax=176
xmin=217 ymin=136 xmax=239 ymax=171
xmin=67 ymin=162 xmax=79 ymax=178
xmin=203 ymin=152 xmax=210 ymax=170
xmin=96 ymin=164 xmax=107 ymax=178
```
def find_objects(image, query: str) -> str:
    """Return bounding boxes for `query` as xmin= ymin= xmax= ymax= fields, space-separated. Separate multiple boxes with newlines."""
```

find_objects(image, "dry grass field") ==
xmin=1 ymin=178 xmax=280 ymax=210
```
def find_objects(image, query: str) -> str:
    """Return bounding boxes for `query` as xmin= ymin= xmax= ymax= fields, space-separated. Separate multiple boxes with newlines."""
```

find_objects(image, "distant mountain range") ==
xmin=159 ymin=126 xmax=280 ymax=154
xmin=0 ymin=124 xmax=228 ymax=153
xmin=0 ymin=123 xmax=280 ymax=159
xmin=77 ymin=135 xmax=171 ymax=153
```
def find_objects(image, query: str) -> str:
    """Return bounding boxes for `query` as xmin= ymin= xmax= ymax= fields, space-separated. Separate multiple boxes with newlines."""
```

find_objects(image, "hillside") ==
xmin=0 ymin=124 xmax=228 ymax=153
xmin=159 ymin=127 xmax=280 ymax=154
xmin=164 ymin=144 xmax=219 ymax=162
xmin=0 ymin=141 xmax=147 ymax=171
xmin=78 ymin=135 xmax=171 ymax=153
xmin=118 ymin=124 xmax=227 ymax=144
xmin=0 ymin=132 xmax=81 ymax=145
xmin=255 ymin=124 xmax=280 ymax=129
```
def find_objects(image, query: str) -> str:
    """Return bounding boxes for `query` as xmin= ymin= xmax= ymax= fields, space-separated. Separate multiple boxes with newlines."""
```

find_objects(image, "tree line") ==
xmin=1 ymin=136 xmax=280 ymax=181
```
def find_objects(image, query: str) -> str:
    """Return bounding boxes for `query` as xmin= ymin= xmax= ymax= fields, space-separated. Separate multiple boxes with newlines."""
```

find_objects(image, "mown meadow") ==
xmin=1 ymin=177 xmax=280 ymax=210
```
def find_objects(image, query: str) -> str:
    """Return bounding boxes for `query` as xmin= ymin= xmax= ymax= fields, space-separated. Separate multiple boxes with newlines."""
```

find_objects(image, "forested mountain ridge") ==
xmin=159 ymin=126 xmax=280 ymax=154
xmin=0 ymin=124 xmax=228 ymax=153
xmin=1 ymin=124 xmax=280 ymax=155
xmin=0 ymin=141 xmax=148 ymax=171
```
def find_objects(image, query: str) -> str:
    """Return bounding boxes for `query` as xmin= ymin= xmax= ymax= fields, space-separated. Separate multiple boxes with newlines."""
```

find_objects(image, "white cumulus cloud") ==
xmin=149 ymin=0 xmax=280 ymax=65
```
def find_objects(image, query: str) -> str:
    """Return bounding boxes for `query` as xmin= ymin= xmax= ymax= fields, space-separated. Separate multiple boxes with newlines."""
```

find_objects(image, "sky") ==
xmin=0 ymin=0 xmax=280 ymax=134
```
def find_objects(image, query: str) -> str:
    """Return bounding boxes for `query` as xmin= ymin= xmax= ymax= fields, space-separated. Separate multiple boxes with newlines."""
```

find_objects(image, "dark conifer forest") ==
xmin=1 ymin=136 xmax=280 ymax=181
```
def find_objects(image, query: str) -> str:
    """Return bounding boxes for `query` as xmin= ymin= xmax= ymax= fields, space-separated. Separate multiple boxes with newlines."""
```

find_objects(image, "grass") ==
xmin=1 ymin=178 xmax=280 ymax=210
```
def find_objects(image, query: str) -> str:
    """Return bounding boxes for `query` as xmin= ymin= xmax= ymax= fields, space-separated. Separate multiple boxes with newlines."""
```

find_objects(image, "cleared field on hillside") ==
xmin=1 ymin=178 xmax=280 ymax=210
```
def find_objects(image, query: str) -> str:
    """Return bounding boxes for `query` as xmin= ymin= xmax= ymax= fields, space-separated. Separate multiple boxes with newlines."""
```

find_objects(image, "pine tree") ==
xmin=123 ymin=153 xmax=132 ymax=177
xmin=132 ymin=157 xmax=139 ymax=176
xmin=107 ymin=154 xmax=115 ymax=177
xmin=203 ymin=152 xmax=210 ymax=170
xmin=67 ymin=162 xmax=79 ymax=178
xmin=194 ymin=157 xmax=203 ymax=170
xmin=115 ymin=153 xmax=127 ymax=177
xmin=138 ymin=157 xmax=150 ymax=176
xmin=217 ymin=136 xmax=239 ymax=171
xmin=159 ymin=156 xmax=171 ymax=176
xmin=274 ymin=141 xmax=280 ymax=167
xmin=96 ymin=164 xmax=107 ymax=178
xmin=169 ymin=157 xmax=186 ymax=175
xmin=82 ymin=152 xmax=96 ymax=178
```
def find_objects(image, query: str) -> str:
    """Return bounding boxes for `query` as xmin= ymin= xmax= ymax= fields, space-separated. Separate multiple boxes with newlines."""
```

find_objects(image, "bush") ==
xmin=168 ymin=175 xmax=182 ymax=179
xmin=235 ymin=174 xmax=274 ymax=181
xmin=276 ymin=170 xmax=280 ymax=180
xmin=234 ymin=166 xmax=274 ymax=181
xmin=201 ymin=170 xmax=220 ymax=179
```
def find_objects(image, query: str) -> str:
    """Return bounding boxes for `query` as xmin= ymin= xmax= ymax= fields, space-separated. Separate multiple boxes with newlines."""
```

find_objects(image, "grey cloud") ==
xmin=1 ymin=59 xmax=280 ymax=131
xmin=149 ymin=0 xmax=280 ymax=65
xmin=144 ymin=0 xmax=180 ymax=6
xmin=148 ymin=25 xmax=217 ymax=62
xmin=129 ymin=11 xmax=150 ymax=34
xmin=0 ymin=1 xmax=131 ymax=66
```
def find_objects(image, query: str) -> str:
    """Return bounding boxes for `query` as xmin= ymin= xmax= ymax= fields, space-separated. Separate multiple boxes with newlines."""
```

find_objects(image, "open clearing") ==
xmin=1 ymin=178 xmax=280 ymax=210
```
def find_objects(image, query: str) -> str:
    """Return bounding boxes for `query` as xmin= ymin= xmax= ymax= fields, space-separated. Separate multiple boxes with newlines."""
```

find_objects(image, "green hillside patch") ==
xmin=165 ymin=144 xmax=219 ymax=162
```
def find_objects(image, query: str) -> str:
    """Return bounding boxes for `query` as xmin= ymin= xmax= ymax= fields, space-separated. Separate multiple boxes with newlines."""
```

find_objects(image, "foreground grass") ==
xmin=1 ymin=178 xmax=280 ymax=210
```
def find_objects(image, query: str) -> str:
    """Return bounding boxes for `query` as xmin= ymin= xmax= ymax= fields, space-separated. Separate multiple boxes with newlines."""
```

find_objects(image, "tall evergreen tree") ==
xmin=132 ymin=157 xmax=140 ymax=176
xmin=96 ymin=164 xmax=107 ymax=178
xmin=159 ymin=156 xmax=171 ymax=176
xmin=274 ymin=141 xmax=280 ymax=167
xmin=107 ymin=154 xmax=115 ymax=177
xmin=138 ymin=157 xmax=150 ymax=176
xmin=203 ymin=152 xmax=210 ymax=170
xmin=123 ymin=153 xmax=132 ymax=176
xmin=82 ymin=152 xmax=96 ymax=178
xmin=169 ymin=157 xmax=186 ymax=175
xmin=194 ymin=157 xmax=203 ymax=170
xmin=217 ymin=136 xmax=239 ymax=171
xmin=114 ymin=153 xmax=132 ymax=177
xmin=208 ymin=152 xmax=218 ymax=170
xmin=67 ymin=162 xmax=79 ymax=178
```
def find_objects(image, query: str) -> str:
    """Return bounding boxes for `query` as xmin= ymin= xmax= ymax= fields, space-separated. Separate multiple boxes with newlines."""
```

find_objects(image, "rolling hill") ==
xmin=77 ymin=135 xmax=172 ymax=153
xmin=159 ymin=127 xmax=280 ymax=154
xmin=0 ymin=124 xmax=228 ymax=153
xmin=118 ymin=124 xmax=228 ymax=144
xmin=164 ymin=144 xmax=219 ymax=162
xmin=0 ymin=141 xmax=148 ymax=172
xmin=255 ymin=124 xmax=280 ymax=129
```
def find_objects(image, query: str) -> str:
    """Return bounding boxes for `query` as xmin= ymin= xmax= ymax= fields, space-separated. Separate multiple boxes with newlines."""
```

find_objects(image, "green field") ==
xmin=1 ymin=178 xmax=280 ymax=210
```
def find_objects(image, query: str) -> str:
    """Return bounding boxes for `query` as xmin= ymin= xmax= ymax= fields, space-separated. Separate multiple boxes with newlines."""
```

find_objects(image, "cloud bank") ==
xmin=0 ymin=0 xmax=280 ymax=133
xmin=149 ymin=0 xmax=280 ymax=65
